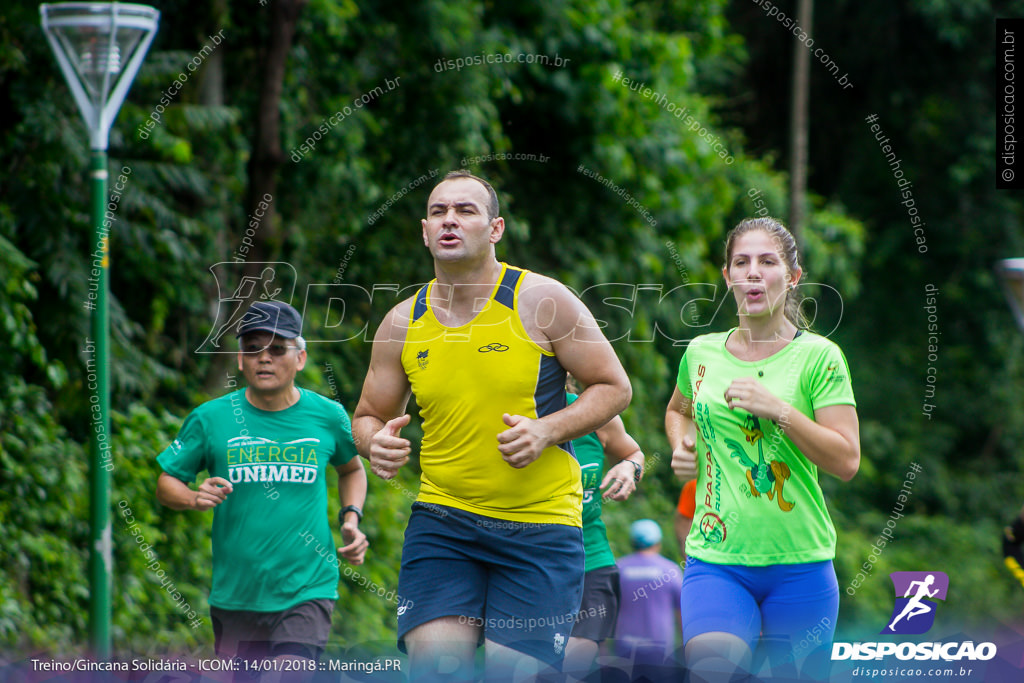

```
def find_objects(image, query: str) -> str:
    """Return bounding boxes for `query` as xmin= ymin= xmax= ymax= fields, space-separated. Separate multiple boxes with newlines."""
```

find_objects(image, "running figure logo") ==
xmin=881 ymin=571 xmax=949 ymax=635
xmin=196 ymin=262 xmax=296 ymax=353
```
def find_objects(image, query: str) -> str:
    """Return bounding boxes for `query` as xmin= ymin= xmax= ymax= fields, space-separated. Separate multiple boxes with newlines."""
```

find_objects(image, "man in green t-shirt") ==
xmin=563 ymin=390 xmax=645 ymax=682
xmin=156 ymin=301 xmax=368 ymax=669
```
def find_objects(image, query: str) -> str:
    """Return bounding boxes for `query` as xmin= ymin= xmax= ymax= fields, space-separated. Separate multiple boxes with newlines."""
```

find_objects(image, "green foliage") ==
xmin=3 ymin=0 xmax=1022 ymax=660
xmin=0 ymin=397 xmax=217 ymax=655
xmin=0 ymin=191 xmax=84 ymax=651
xmin=0 ymin=380 xmax=88 ymax=651
xmin=110 ymin=406 xmax=212 ymax=654
xmin=328 ymin=469 xmax=416 ymax=650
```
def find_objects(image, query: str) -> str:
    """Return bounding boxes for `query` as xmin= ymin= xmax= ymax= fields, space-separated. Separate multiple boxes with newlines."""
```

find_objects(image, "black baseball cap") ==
xmin=235 ymin=301 xmax=303 ymax=339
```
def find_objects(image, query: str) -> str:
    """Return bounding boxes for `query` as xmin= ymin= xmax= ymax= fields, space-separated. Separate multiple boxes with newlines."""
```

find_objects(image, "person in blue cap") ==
xmin=613 ymin=519 xmax=683 ymax=668
xmin=155 ymin=300 xmax=368 ymax=673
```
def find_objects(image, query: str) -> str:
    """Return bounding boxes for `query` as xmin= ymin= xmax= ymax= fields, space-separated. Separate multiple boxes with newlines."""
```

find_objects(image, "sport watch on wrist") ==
xmin=626 ymin=459 xmax=643 ymax=484
xmin=339 ymin=505 xmax=363 ymax=525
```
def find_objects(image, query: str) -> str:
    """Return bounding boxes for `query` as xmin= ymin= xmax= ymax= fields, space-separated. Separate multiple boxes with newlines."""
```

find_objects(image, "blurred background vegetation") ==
xmin=2 ymin=0 xmax=1023 ymax=664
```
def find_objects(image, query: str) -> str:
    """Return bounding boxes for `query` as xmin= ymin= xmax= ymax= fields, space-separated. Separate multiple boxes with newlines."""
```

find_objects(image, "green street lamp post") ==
xmin=40 ymin=2 xmax=159 ymax=658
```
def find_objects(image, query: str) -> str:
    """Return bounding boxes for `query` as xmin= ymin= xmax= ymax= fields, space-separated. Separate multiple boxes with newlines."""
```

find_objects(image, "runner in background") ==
xmin=562 ymin=379 xmax=645 ymax=682
xmin=614 ymin=520 xmax=683 ymax=671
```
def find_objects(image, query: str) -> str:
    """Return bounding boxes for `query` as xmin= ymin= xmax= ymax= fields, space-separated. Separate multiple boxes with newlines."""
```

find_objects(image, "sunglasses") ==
xmin=240 ymin=343 xmax=301 ymax=357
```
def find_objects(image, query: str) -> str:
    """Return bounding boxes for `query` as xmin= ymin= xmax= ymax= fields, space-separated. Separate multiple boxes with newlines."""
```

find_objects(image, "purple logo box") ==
xmin=881 ymin=571 xmax=949 ymax=635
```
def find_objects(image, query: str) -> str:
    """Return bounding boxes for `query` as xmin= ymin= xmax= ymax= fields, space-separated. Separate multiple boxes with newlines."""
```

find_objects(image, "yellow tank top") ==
xmin=400 ymin=263 xmax=582 ymax=526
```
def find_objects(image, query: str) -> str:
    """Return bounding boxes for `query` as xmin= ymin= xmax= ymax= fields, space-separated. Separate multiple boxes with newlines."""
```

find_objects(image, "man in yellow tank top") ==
xmin=353 ymin=171 xmax=631 ymax=681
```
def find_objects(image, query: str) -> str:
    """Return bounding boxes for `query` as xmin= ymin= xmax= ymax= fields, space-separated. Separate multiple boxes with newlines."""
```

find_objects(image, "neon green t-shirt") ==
xmin=157 ymin=387 xmax=357 ymax=611
xmin=568 ymin=393 xmax=616 ymax=572
xmin=676 ymin=330 xmax=855 ymax=566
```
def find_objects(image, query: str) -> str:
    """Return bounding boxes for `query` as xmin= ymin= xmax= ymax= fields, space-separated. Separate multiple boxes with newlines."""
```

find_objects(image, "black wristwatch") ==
xmin=626 ymin=459 xmax=643 ymax=484
xmin=339 ymin=505 xmax=363 ymax=526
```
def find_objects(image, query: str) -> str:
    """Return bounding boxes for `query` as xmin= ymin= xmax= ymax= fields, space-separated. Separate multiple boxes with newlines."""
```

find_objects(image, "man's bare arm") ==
xmin=352 ymin=302 xmax=414 ymax=478
xmin=336 ymin=458 xmax=368 ymax=564
xmin=595 ymin=414 xmax=644 ymax=501
xmin=156 ymin=471 xmax=232 ymax=511
xmin=497 ymin=275 xmax=632 ymax=467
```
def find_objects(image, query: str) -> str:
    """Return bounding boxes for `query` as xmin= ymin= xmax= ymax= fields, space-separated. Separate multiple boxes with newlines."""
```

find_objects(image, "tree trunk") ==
xmin=198 ymin=0 xmax=232 ymax=395
xmin=788 ymin=0 xmax=813 ymax=246
xmin=244 ymin=0 xmax=307 ymax=272
xmin=203 ymin=0 xmax=306 ymax=393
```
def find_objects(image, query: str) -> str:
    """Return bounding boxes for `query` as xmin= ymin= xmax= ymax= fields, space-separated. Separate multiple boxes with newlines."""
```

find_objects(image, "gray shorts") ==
xmin=210 ymin=598 xmax=335 ymax=662
xmin=570 ymin=565 xmax=620 ymax=642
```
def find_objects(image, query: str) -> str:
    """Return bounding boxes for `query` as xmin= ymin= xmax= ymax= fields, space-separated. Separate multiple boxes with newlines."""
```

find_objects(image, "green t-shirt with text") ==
xmin=157 ymin=387 xmax=357 ymax=611
xmin=568 ymin=393 xmax=616 ymax=572
xmin=676 ymin=330 xmax=855 ymax=566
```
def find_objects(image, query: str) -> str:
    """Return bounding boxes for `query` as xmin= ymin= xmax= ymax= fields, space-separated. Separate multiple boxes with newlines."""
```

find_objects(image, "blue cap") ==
xmin=236 ymin=301 xmax=303 ymax=339
xmin=630 ymin=519 xmax=663 ymax=549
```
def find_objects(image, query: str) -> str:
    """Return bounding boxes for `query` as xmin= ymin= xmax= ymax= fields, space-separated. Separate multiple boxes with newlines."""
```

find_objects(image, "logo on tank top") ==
xmin=416 ymin=349 xmax=429 ymax=369
xmin=580 ymin=463 xmax=600 ymax=505
xmin=553 ymin=632 xmax=565 ymax=655
xmin=477 ymin=342 xmax=509 ymax=352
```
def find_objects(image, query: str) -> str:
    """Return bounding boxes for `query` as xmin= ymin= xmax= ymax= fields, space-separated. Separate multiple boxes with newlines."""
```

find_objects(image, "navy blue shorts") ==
xmin=397 ymin=502 xmax=584 ymax=666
